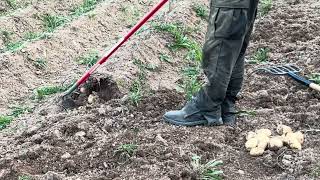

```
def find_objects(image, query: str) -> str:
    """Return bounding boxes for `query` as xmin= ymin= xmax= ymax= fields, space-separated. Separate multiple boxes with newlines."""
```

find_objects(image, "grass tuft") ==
xmin=309 ymin=73 xmax=320 ymax=85
xmin=33 ymin=58 xmax=47 ymax=69
xmin=115 ymin=143 xmax=138 ymax=159
xmin=5 ymin=0 xmax=17 ymax=9
xmin=34 ymin=85 xmax=66 ymax=100
xmin=0 ymin=115 xmax=13 ymax=130
xmin=10 ymin=106 xmax=32 ymax=118
xmin=159 ymin=53 xmax=172 ymax=63
xmin=5 ymin=41 xmax=24 ymax=52
xmin=191 ymin=155 xmax=224 ymax=180
xmin=153 ymin=23 xmax=202 ymax=61
xmin=129 ymin=59 xmax=148 ymax=106
xmin=153 ymin=22 xmax=203 ymax=99
xmin=192 ymin=4 xmax=208 ymax=19
xmin=77 ymin=51 xmax=99 ymax=67
xmin=248 ymin=47 xmax=269 ymax=64
xmin=259 ymin=0 xmax=272 ymax=16
xmin=237 ymin=110 xmax=257 ymax=117
xmin=41 ymin=14 xmax=66 ymax=32
xmin=72 ymin=0 xmax=100 ymax=16
xmin=18 ymin=175 xmax=32 ymax=180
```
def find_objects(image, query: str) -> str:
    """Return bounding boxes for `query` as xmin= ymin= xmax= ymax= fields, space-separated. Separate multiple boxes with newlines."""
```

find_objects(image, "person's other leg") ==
xmin=222 ymin=1 xmax=259 ymax=125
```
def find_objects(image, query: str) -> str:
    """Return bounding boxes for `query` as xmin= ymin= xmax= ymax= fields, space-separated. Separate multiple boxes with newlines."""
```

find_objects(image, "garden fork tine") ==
xmin=257 ymin=64 xmax=320 ymax=92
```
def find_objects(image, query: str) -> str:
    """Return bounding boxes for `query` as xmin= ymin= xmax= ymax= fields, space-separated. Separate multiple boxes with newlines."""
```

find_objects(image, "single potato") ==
xmin=256 ymin=129 xmax=272 ymax=137
xmin=294 ymin=131 xmax=304 ymax=144
xmin=277 ymin=125 xmax=292 ymax=135
xmin=268 ymin=136 xmax=283 ymax=150
xmin=245 ymin=138 xmax=258 ymax=151
xmin=246 ymin=131 xmax=256 ymax=140
xmin=250 ymin=147 xmax=265 ymax=156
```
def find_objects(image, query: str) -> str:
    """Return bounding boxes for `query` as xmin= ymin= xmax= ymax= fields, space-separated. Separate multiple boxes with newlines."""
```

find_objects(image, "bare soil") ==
xmin=0 ymin=0 xmax=320 ymax=179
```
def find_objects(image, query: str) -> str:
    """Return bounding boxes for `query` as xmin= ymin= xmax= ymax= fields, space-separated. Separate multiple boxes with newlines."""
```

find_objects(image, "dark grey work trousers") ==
xmin=195 ymin=0 xmax=259 ymax=113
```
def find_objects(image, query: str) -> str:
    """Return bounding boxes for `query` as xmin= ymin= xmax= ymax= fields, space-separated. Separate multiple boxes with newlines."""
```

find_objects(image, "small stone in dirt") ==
xmin=53 ymin=129 xmax=62 ymax=139
xmin=283 ymin=154 xmax=292 ymax=160
xmin=156 ymin=134 xmax=168 ymax=146
xmin=77 ymin=121 xmax=90 ymax=131
xmin=97 ymin=107 xmax=106 ymax=115
xmin=23 ymin=125 xmax=41 ymax=137
xmin=75 ymin=131 xmax=86 ymax=137
xmin=44 ymin=171 xmax=64 ymax=180
xmin=30 ymin=134 xmax=43 ymax=144
xmin=238 ymin=170 xmax=245 ymax=175
xmin=88 ymin=94 xmax=98 ymax=104
xmin=39 ymin=109 xmax=48 ymax=116
xmin=282 ymin=159 xmax=292 ymax=166
xmin=61 ymin=152 xmax=71 ymax=159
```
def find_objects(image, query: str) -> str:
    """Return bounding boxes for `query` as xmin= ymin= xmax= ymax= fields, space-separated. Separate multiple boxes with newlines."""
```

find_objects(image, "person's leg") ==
xmin=222 ymin=1 xmax=259 ymax=125
xmin=164 ymin=0 xmax=254 ymax=126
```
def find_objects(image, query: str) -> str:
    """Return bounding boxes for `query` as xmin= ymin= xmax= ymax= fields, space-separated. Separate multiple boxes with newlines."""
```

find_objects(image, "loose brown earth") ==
xmin=0 ymin=0 xmax=320 ymax=179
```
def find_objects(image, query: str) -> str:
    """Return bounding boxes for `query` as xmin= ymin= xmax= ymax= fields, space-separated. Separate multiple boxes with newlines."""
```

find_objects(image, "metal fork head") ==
xmin=259 ymin=64 xmax=302 ymax=75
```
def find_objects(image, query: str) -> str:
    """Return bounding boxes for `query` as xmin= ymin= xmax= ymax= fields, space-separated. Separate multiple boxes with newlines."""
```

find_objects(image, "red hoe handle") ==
xmin=63 ymin=0 xmax=169 ymax=96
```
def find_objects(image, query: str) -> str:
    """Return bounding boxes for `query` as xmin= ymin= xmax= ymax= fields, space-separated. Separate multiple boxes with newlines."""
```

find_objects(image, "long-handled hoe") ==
xmin=61 ymin=0 xmax=169 ymax=105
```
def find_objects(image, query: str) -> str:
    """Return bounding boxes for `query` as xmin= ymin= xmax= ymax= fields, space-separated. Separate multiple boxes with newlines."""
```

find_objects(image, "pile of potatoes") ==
xmin=245 ymin=125 xmax=304 ymax=156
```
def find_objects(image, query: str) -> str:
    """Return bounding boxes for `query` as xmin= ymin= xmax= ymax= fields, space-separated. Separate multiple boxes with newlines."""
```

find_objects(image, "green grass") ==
xmin=129 ymin=59 xmax=148 ymax=105
xmin=192 ymin=4 xmax=208 ymax=19
xmin=33 ymin=58 xmax=47 ymax=69
xmin=5 ymin=41 xmax=24 ymax=52
xmin=71 ymin=0 xmax=100 ymax=16
xmin=309 ymin=73 xmax=320 ymax=85
xmin=1 ymin=30 xmax=12 ymax=44
xmin=153 ymin=22 xmax=203 ymax=99
xmin=129 ymin=80 xmax=143 ymax=106
xmin=179 ymin=65 xmax=202 ymax=100
xmin=153 ymin=22 xmax=202 ymax=61
xmin=237 ymin=110 xmax=257 ymax=117
xmin=18 ymin=175 xmax=32 ymax=180
xmin=115 ymin=143 xmax=138 ymax=158
xmin=159 ymin=53 xmax=172 ymax=63
xmin=0 ymin=115 xmax=13 ymax=130
xmin=191 ymin=155 xmax=224 ymax=180
xmin=9 ymin=106 xmax=32 ymax=118
xmin=248 ymin=48 xmax=269 ymax=64
xmin=34 ymin=85 xmax=67 ymax=100
xmin=5 ymin=0 xmax=17 ymax=9
xmin=77 ymin=51 xmax=99 ymax=67
xmin=24 ymin=32 xmax=40 ymax=40
xmin=41 ymin=14 xmax=66 ymax=32
xmin=23 ymin=31 xmax=47 ymax=41
xmin=259 ymin=0 xmax=272 ymax=16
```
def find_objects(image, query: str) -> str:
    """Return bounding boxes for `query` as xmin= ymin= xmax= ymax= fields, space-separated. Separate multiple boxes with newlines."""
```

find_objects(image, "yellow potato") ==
xmin=286 ymin=132 xmax=302 ymax=150
xmin=281 ymin=134 xmax=289 ymax=145
xmin=268 ymin=136 xmax=283 ymax=150
xmin=256 ymin=133 xmax=270 ymax=141
xmin=293 ymin=131 xmax=304 ymax=144
xmin=256 ymin=129 xmax=272 ymax=137
xmin=289 ymin=138 xmax=302 ymax=150
xmin=250 ymin=147 xmax=265 ymax=156
xmin=257 ymin=139 xmax=269 ymax=150
xmin=246 ymin=131 xmax=256 ymax=140
xmin=245 ymin=138 xmax=258 ymax=151
xmin=276 ymin=125 xmax=292 ymax=135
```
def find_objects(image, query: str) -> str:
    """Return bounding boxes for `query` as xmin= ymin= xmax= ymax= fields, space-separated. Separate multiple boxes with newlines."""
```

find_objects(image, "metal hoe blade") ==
xmin=258 ymin=64 xmax=301 ymax=75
